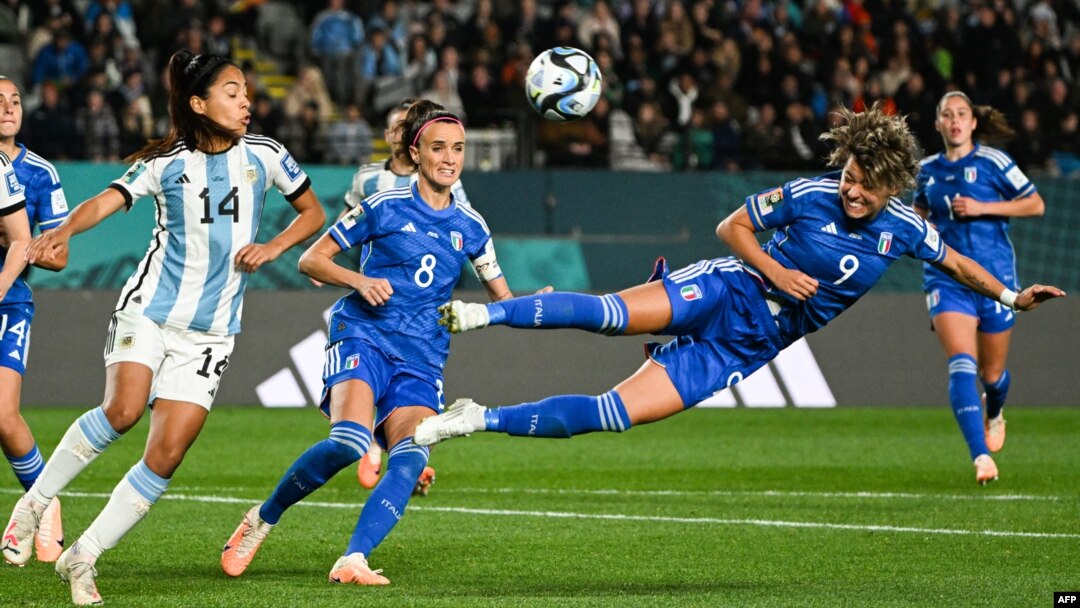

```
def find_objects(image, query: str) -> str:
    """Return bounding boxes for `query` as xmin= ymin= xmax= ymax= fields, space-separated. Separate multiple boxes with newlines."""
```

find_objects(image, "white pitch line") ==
xmin=3 ymin=488 xmax=1077 ymax=540
xmin=433 ymin=487 xmax=1067 ymax=502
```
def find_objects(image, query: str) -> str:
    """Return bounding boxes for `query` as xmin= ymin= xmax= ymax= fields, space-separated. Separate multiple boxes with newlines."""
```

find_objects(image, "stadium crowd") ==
xmin=1 ymin=0 xmax=1077 ymax=174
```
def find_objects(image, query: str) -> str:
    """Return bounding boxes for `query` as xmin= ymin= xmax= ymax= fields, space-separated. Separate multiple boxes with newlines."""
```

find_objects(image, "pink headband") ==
xmin=411 ymin=116 xmax=464 ymax=146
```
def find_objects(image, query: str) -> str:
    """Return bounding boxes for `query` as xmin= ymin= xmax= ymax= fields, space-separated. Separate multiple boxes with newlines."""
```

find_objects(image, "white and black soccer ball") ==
xmin=525 ymin=47 xmax=602 ymax=121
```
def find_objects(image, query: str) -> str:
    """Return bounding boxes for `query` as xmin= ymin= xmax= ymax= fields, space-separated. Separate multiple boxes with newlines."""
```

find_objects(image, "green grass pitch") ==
xmin=2 ymin=406 xmax=1078 ymax=607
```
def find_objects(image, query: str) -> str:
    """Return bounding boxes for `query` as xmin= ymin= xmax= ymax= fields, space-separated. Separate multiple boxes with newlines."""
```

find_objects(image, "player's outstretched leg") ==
xmin=981 ymin=369 xmax=1010 ymax=452
xmin=223 ymin=421 xmax=371 ymax=576
xmin=55 ymin=542 xmax=102 ymax=606
xmin=338 ymin=438 xmax=430 ymax=585
xmin=438 ymin=292 xmax=629 ymax=335
xmin=415 ymin=391 xmax=632 ymax=446
xmin=3 ymin=407 xmax=123 ymax=566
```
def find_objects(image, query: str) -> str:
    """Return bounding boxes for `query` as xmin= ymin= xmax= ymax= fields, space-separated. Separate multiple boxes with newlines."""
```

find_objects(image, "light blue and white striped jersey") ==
xmin=0 ymin=149 xmax=28 ymax=301
xmin=110 ymin=135 xmax=310 ymax=336
xmin=1 ymin=144 xmax=69 ymax=306
xmin=913 ymin=144 xmax=1034 ymax=289
xmin=343 ymin=159 xmax=469 ymax=209
xmin=746 ymin=172 xmax=946 ymax=343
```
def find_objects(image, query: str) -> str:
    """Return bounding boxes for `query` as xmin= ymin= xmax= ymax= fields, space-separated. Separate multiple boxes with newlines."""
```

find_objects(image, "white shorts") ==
xmin=104 ymin=309 xmax=235 ymax=410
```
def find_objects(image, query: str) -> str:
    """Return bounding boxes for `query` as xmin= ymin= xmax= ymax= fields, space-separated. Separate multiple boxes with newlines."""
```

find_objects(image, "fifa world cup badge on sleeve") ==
xmin=51 ymin=189 xmax=68 ymax=213
xmin=280 ymin=153 xmax=303 ymax=181
xmin=756 ymin=187 xmax=783 ymax=215
xmin=121 ymin=162 xmax=147 ymax=185
xmin=5 ymin=171 xmax=22 ymax=196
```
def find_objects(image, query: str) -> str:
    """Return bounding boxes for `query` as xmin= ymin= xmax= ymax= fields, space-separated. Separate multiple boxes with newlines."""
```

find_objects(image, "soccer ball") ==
xmin=525 ymin=47 xmax=602 ymax=121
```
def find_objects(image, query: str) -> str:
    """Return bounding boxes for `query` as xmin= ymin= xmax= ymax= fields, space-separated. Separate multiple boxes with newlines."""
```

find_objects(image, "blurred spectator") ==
xmin=284 ymin=65 xmax=334 ymax=122
xmin=24 ymin=81 xmax=79 ymax=159
xmin=255 ymin=0 xmax=305 ymax=72
xmin=310 ymin=0 xmax=364 ymax=105
xmin=459 ymin=63 xmax=502 ymax=127
xmin=84 ymin=0 xmax=137 ymax=47
xmin=537 ymin=96 xmax=609 ymax=168
xmin=249 ymin=93 xmax=284 ymax=141
xmin=31 ymin=27 xmax=88 ymax=90
xmin=502 ymin=0 xmax=549 ymax=51
xmin=205 ymin=13 xmax=230 ymax=57
xmin=667 ymin=72 xmax=700 ymax=130
xmin=281 ymin=100 xmax=326 ymax=164
xmin=709 ymin=100 xmax=742 ymax=171
xmin=777 ymin=101 xmax=821 ymax=171
xmin=894 ymin=72 xmax=937 ymax=149
xmin=658 ymin=0 xmax=694 ymax=58
xmin=743 ymin=102 xmax=784 ymax=169
xmin=324 ymin=103 xmax=373 ymax=166
xmin=76 ymin=88 xmax=120 ymax=161
xmin=633 ymin=100 xmax=672 ymax=167
xmin=376 ymin=0 xmax=408 ymax=54
xmin=578 ymin=0 xmax=621 ymax=58
xmin=420 ymin=69 xmax=465 ymax=120
xmin=118 ymin=97 xmax=153 ymax=157
xmin=403 ymin=34 xmax=437 ymax=98
xmin=1050 ymin=113 xmax=1079 ymax=177
xmin=672 ymin=106 xmax=713 ymax=171
xmin=1009 ymin=107 xmax=1050 ymax=172
xmin=107 ymin=68 xmax=150 ymax=120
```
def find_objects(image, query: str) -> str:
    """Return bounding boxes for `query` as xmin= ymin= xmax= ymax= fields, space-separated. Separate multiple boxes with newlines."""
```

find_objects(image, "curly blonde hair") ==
xmin=820 ymin=102 xmax=922 ymax=194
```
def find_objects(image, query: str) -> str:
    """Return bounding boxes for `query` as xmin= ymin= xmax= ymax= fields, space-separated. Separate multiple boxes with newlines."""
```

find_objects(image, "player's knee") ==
xmin=100 ymin=400 xmax=145 ymax=433
xmin=979 ymin=365 xmax=1005 ymax=385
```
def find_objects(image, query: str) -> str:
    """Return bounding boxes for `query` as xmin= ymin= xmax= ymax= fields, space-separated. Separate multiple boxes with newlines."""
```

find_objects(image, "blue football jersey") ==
xmin=913 ymin=144 xmax=1034 ymax=290
xmin=746 ymin=172 xmax=946 ymax=342
xmin=2 ymin=145 xmax=68 ymax=306
xmin=327 ymin=182 xmax=498 ymax=377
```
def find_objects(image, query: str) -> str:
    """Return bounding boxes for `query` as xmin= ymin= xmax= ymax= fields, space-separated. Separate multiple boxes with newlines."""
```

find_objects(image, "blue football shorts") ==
xmin=0 ymin=302 xmax=33 ymax=376
xmin=646 ymin=258 xmax=783 ymax=407
xmin=319 ymin=337 xmax=443 ymax=448
xmin=926 ymin=280 xmax=1016 ymax=334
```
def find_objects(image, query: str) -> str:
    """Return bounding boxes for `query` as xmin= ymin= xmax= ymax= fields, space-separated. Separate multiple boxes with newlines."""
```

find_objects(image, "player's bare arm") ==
xmin=717 ymin=206 xmax=818 ymax=300
xmin=298 ymin=232 xmax=393 ymax=306
xmin=25 ymin=187 xmax=126 ymax=265
xmin=933 ymin=245 xmax=1065 ymax=311
xmin=235 ymin=187 xmax=325 ymax=273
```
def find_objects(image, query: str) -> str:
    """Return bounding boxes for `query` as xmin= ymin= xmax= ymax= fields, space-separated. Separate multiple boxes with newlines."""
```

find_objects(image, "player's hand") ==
xmin=356 ymin=276 xmax=393 ymax=306
xmin=234 ymin=243 xmax=283 ymax=273
xmin=534 ymin=285 xmax=554 ymax=294
xmin=950 ymin=195 xmax=986 ymax=218
xmin=771 ymin=268 xmax=818 ymax=300
xmin=1014 ymin=284 xmax=1066 ymax=311
xmin=25 ymin=229 xmax=70 ymax=264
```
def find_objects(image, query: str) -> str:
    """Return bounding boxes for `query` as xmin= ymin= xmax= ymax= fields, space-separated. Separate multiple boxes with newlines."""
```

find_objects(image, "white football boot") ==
xmin=437 ymin=301 xmax=489 ymax=334
xmin=2 ymin=494 xmax=45 ymax=566
xmin=414 ymin=399 xmax=488 ymax=446
xmin=55 ymin=543 xmax=103 ymax=606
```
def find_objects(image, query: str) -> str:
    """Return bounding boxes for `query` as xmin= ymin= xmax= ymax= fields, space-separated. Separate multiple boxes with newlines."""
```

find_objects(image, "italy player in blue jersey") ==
xmin=415 ymin=105 xmax=1064 ymax=485
xmin=221 ymin=100 xmax=521 ymax=586
xmin=0 ymin=76 xmax=70 ymax=565
xmin=3 ymin=51 xmax=325 ymax=605
xmin=914 ymin=91 xmax=1047 ymax=484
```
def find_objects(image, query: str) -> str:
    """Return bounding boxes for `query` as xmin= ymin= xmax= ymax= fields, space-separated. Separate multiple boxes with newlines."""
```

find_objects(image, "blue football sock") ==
xmin=7 ymin=444 xmax=43 ymax=491
xmin=483 ymin=390 xmax=632 ymax=437
xmin=948 ymin=354 xmax=988 ymax=459
xmin=487 ymin=293 xmax=628 ymax=335
xmin=348 ymin=438 xmax=429 ymax=556
xmin=982 ymin=369 xmax=1010 ymax=420
xmin=260 ymin=421 xmax=370 ymax=525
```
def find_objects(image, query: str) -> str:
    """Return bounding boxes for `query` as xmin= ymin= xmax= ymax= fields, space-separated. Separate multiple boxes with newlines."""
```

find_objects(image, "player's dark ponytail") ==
xmin=391 ymin=99 xmax=462 ymax=173
xmin=126 ymin=50 xmax=241 ymax=162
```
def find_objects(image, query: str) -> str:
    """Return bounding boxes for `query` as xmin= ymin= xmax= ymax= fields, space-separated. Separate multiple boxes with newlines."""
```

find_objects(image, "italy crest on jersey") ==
xmin=877 ymin=232 xmax=893 ymax=255
xmin=964 ymin=167 xmax=977 ymax=183
xmin=450 ymin=231 xmax=463 ymax=251
xmin=345 ymin=354 xmax=359 ymax=370
xmin=680 ymin=285 xmax=702 ymax=301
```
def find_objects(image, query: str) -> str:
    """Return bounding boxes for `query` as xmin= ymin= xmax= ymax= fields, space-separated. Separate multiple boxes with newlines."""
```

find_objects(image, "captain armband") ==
xmin=471 ymin=241 xmax=502 ymax=282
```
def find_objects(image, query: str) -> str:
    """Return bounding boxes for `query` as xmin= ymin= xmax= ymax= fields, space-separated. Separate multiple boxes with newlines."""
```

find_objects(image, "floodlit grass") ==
xmin=2 ymin=406 xmax=1078 ymax=607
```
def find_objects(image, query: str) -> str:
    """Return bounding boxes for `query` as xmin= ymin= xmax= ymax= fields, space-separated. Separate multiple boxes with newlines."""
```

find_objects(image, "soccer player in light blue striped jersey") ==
xmin=2 ymin=51 xmax=325 ymax=605
xmin=417 ymin=105 xmax=1065 ymax=492
xmin=221 ymin=100 xmax=525 ymax=586
xmin=913 ymin=91 xmax=1047 ymax=484
xmin=0 ymin=76 xmax=70 ymax=565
